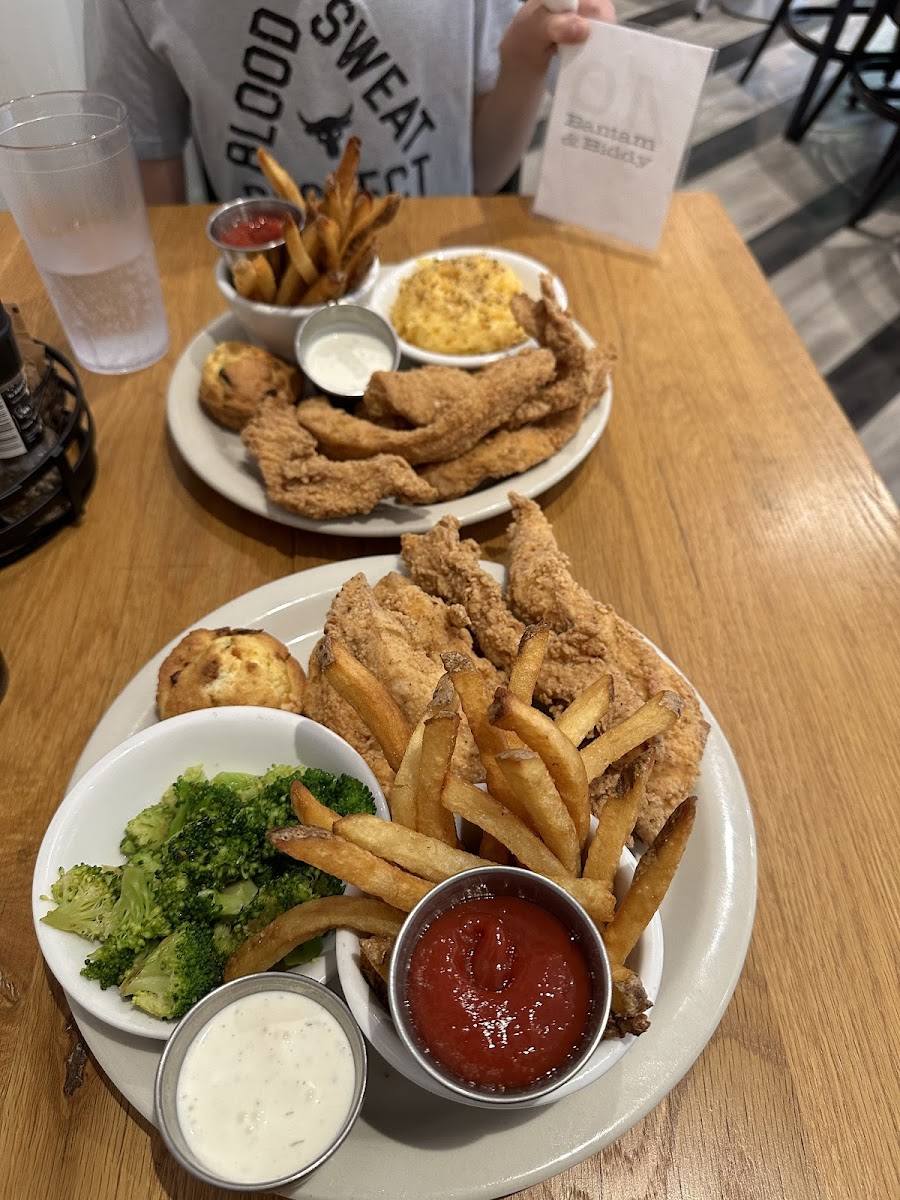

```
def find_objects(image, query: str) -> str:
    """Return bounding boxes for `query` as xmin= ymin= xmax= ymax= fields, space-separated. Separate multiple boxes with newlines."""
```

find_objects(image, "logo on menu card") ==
xmin=226 ymin=3 xmax=437 ymax=196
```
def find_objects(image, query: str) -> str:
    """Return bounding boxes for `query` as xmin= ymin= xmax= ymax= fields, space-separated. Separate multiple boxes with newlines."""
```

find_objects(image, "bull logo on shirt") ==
xmin=297 ymin=104 xmax=354 ymax=159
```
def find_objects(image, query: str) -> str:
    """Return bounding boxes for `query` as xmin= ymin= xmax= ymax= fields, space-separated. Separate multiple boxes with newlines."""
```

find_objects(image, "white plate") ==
xmin=367 ymin=247 xmax=569 ymax=369
xmin=33 ymin=708 xmax=388 ymax=1041
xmin=64 ymin=556 xmax=757 ymax=1200
xmin=166 ymin=313 xmax=611 ymax=538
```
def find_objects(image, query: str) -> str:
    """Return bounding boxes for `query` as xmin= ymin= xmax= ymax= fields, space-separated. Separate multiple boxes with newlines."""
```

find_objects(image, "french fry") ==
xmin=283 ymin=215 xmax=319 ymax=287
xmin=602 ymin=796 xmax=696 ymax=967
xmin=389 ymin=720 xmax=423 ymax=829
xmin=333 ymin=134 xmax=361 ymax=197
xmin=415 ymin=711 xmax=460 ymax=846
xmin=508 ymin=623 xmax=550 ymax=705
xmin=581 ymin=691 xmax=683 ymax=783
xmin=490 ymin=687 xmax=591 ymax=850
xmin=582 ymin=750 xmax=654 ymax=889
xmin=495 ymin=748 xmax=580 ymax=875
xmin=555 ymin=674 xmax=613 ymax=746
xmin=223 ymin=895 xmax=405 ymax=981
xmin=301 ymin=270 xmax=346 ymax=305
xmin=275 ymin=261 xmax=304 ymax=306
xmin=316 ymin=637 xmax=410 ymax=771
xmin=344 ymin=240 xmax=377 ymax=292
xmin=269 ymin=825 xmax=431 ymax=911
xmin=440 ymin=651 xmax=529 ymax=824
xmin=335 ymin=813 xmax=489 ymax=882
xmin=300 ymin=214 xmax=322 ymax=265
xmin=256 ymin=147 xmax=305 ymax=211
xmin=342 ymin=193 xmax=401 ymax=262
xmin=230 ymin=256 xmax=260 ymax=301
xmin=249 ymin=253 xmax=277 ymax=304
xmin=441 ymin=775 xmax=570 ymax=879
xmin=290 ymin=779 xmax=340 ymax=832
xmin=479 ymin=831 xmax=512 ymax=865
xmin=358 ymin=934 xmax=393 ymax=1005
xmin=318 ymin=215 xmax=342 ymax=273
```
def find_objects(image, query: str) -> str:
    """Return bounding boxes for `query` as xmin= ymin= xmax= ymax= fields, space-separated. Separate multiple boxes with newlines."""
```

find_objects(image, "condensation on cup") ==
xmin=0 ymin=91 xmax=169 ymax=375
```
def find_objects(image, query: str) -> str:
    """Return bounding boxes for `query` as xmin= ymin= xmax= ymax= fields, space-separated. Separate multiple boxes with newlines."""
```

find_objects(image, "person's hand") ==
xmin=500 ymin=0 xmax=616 ymax=76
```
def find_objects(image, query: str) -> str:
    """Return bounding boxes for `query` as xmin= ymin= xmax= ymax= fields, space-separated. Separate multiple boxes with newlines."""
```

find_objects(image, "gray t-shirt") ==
xmin=84 ymin=0 xmax=520 ymax=199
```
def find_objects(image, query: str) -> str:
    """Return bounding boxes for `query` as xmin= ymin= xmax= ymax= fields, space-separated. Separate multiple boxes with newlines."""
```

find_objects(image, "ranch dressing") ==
xmin=304 ymin=329 xmax=394 ymax=394
xmin=176 ymin=989 xmax=356 ymax=1184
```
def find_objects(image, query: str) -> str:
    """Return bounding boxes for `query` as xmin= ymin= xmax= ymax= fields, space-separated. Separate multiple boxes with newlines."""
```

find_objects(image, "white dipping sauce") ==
xmin=304 ymin=329 xmax=394 ymax=394
xmin=176 ymin=989 xmax=356 ymax=1184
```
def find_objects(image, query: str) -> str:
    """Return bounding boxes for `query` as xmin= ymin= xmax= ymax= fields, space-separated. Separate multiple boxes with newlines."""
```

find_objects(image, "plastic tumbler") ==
xmin=0 ymin=91 xmax=169 ymax=375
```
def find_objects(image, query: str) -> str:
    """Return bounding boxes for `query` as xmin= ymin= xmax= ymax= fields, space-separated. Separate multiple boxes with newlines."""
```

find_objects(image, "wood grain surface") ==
xmin=1 ymin=195 xmax=899 ymax=1200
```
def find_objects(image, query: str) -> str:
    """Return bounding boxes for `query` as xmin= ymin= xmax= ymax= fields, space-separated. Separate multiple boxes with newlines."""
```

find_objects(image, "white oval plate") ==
xmin=33 ymin=708 xmax=388 ymax=1041
xmin=60 ymin=556 xmax=757 ymax=1200
xmin=166 ymin=313 xmax=610 ymax=538
xmin=367 ymin=247 xmax=569 ymax=369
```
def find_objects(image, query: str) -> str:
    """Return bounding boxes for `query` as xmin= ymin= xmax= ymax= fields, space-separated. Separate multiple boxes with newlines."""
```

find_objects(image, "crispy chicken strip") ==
xmin=373 ymin=572 xmax=506 ymax=691
xmin=505 ymin=493 xmax=710 ymax=841
xmin=358 ymin=365 xmax=466 ymax=427
xmin=324 ymin=573 xmax=485 ymax=783
xmin=241 ymin=398 xmax=437 ymax=518
xmin=293 ymin=348 xmax=556 ymax=463
xmin=401 ymin=517 xmax=614 ymax=713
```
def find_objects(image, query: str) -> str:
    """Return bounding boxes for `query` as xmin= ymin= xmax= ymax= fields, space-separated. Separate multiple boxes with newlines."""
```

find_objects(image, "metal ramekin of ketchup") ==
xmin=388 ymin=866 xmax=612 ymax=1108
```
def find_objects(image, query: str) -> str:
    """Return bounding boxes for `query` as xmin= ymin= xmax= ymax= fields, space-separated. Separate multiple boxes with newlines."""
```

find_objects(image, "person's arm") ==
xmin=139 ymin=156 xmax=187 ymax=205
xmin=472 ymin=0 xmax=614 ymax=195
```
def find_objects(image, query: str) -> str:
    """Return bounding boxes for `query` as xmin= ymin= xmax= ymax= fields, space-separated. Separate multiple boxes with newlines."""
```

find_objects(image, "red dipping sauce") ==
xmin=405 ymin=896 xmax=592 ymax=1091
xmin=217 ymin=214 xmax=286 ymax=248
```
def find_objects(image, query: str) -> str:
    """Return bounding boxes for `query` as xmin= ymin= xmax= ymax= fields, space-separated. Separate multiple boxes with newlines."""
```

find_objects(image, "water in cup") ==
xmin=0 ymin=92 xmax=170 ymax=375
xmin=30 ymin=219 xmax=168 ymax=375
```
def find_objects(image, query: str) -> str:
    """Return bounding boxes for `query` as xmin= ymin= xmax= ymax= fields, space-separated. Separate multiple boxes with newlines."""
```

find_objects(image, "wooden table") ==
xmin=1 ymin=195 xmax=898 ymax=1200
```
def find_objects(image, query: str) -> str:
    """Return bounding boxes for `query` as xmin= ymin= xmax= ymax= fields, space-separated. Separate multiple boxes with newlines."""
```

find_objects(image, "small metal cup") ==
xmin=296 ymin=304 xmax=401 ymax=400
xmin=155 ymin=972 xmax=367 ymax=1192
xmin=388 ymin=867 xmax=612 ymax=1108
xmin=206 ymin=196 xmax=305 ymax=269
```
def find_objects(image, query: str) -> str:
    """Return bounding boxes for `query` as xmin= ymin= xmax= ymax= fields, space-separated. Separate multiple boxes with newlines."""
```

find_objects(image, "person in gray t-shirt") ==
xmin=83 ymin=1 xmax=613 ymax=203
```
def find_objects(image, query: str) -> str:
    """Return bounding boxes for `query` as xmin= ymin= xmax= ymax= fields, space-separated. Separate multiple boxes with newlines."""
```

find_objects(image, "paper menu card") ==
xmin=534 ymin=22 xmax=714 ymax=252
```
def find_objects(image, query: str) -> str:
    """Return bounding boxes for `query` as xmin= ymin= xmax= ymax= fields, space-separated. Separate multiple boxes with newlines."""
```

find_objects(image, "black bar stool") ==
xmin=739 ymin=0 xmax=882 ymax=140
xmin=846 ymin=11 xmax=900 ymax=221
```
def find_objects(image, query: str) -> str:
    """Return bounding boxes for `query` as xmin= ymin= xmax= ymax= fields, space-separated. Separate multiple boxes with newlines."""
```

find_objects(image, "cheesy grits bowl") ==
xmin=390 ymin=254 xmax=527 ymax=356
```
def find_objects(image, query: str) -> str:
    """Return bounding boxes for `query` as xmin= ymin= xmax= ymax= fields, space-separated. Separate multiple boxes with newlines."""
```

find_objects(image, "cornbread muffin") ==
xmin=199 ymin=341 xmax=301 ymax=430
xmin=391 ymin=255 xmax=527 ymax=356
xmin=157 ymin=627 xmax=305 ymax=720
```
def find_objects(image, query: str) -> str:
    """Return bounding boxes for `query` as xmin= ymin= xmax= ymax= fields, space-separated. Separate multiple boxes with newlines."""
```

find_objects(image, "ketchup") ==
xmin=405 ymin=897 xmax=592 ymax=1090
xmin=217 ymin=214 xmax=286 ymax=248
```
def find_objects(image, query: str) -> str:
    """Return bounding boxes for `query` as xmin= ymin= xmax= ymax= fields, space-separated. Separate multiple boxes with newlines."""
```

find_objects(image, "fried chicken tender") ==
xmin=241 ymin=398 xmax=438 ymax=518
xmin=400 ymin=516 xmax=617 ymax=712
xmin=357 ymin=365 xmax=462 ymax=427
xmin=323 ymin=573 xmax=486 ymax=783
xmin=401 ymin=502 xmax=709 ymax=842
xmin=505 ymin=493 xmax=709 ymax=841
xmin=293 ymin=349 xmax=556 ymax=463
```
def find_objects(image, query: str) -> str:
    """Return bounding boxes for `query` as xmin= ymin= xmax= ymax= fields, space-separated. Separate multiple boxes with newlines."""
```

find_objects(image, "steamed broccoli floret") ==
xmin=119 ymin=924 xmax=224 ymax=1020
xmin=213 ymin=868 xmax=343 ymax=960
xmin=108 ymin=864 xmax=170 ymax=949
xmin=41 ymin=865 xmax=121 ymax=942
xmin=81 ymin=937 xmax=142 ymax=989
xmin=301 ymin=768 xmax=377 ymax=817
xmin=120 ymin=801 xmax=175 ymax=861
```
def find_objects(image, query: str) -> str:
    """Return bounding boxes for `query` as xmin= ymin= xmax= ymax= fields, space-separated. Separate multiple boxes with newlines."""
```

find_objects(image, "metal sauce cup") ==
xmin=296 ymin=304 xmax=401 ymax=401
xmin=206 ymin=196 xmax=304 ymax=268
xmin=388 ymin=866 xmax=612 ymax=1108
xmin=155 ymin=972 xmax=367 ymax=1192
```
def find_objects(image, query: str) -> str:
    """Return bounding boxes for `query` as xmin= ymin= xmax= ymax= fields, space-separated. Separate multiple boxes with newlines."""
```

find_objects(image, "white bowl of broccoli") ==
xmin=32 ymin=706 xmax=387 ymax=1041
